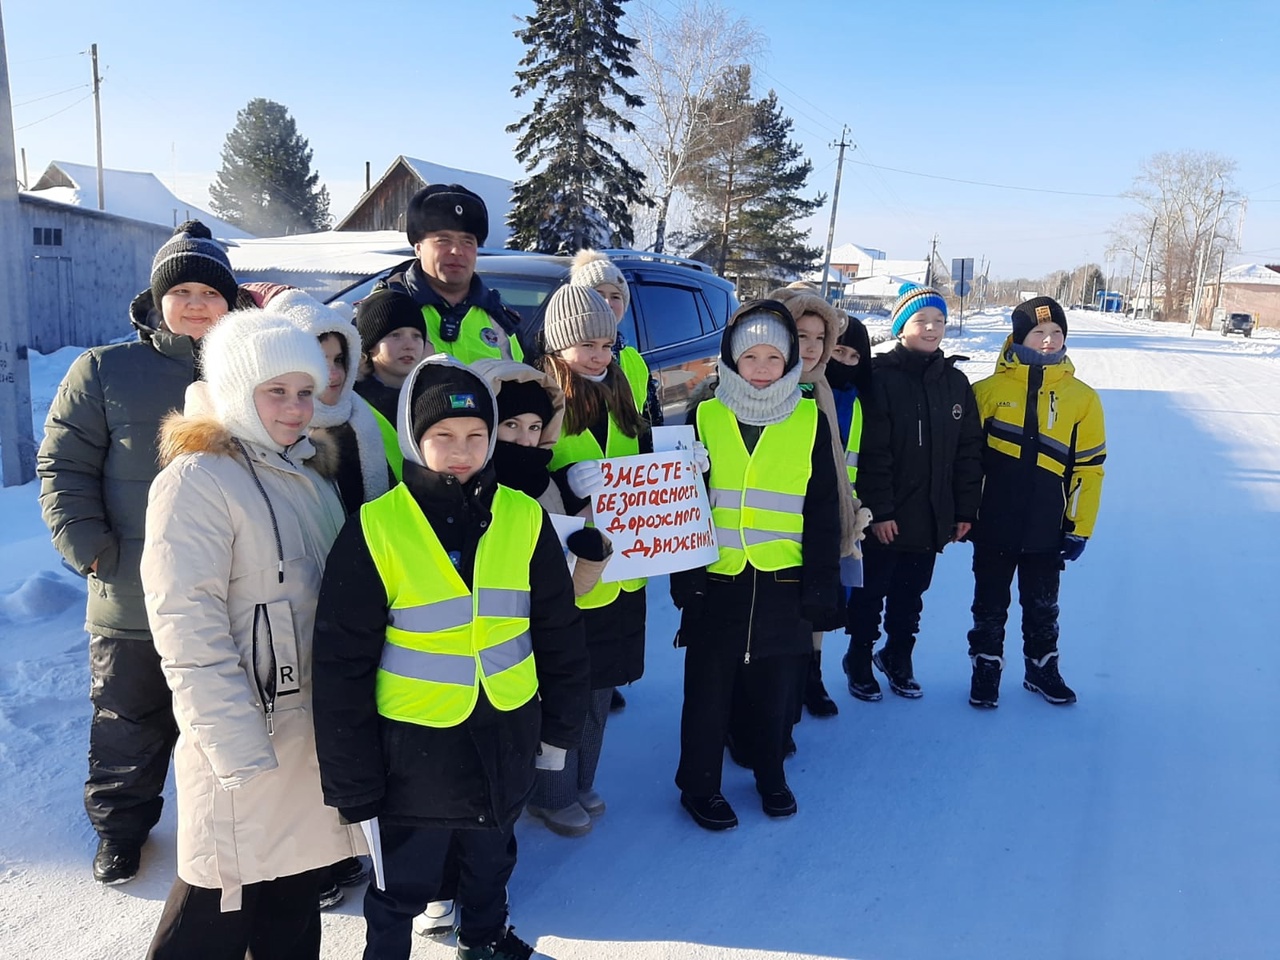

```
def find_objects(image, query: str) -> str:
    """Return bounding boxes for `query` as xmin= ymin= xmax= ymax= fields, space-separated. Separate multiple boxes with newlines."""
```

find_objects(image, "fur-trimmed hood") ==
xmin=767 ymin=287 xmax=845 ymax=384
xmin=158 ymin=409 xmax=337 ymax=478
xmin=470 ymin=358 xmax=567 ymax=447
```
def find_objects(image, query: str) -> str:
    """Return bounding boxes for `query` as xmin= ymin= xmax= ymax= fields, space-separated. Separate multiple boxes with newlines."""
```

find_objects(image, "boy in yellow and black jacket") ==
xmin=967 ymin=296 xmax=1106 ymax=708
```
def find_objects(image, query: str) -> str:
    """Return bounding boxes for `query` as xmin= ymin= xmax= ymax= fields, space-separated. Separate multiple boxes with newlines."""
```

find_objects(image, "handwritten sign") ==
xmin=593 ymin=452 xmax=719 ymax=581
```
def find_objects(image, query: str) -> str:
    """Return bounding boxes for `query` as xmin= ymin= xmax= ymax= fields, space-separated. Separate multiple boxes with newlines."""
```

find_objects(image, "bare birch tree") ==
xmin=1113 ymin=150 xmax=1241 ymax=321
xmin=629 ymin=0 xmax=763 ymax=253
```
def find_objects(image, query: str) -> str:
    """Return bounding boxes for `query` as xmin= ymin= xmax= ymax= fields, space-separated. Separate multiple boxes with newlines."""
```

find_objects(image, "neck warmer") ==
xmin=491 ymin=441 xmax=553 ymax=498
xmin=581 ymin=369 xmax=608 ymax=384
xmin=1009 ymin=342 xmax=1067 ymax=367
xmin=825 ymin=359 xmax=858 ymax=390
xmin=715 ymin=362 xmax=803 ymax=426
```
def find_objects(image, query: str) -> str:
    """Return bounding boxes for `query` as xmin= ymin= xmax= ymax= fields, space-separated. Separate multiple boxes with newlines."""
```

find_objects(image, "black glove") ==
xmin=337 ymin=801 xmax=381 ymax=825
xmin=802 ymin=605 xmax=844 ymax=633
xmin=567 ymin=527 xmax=611 ymax=562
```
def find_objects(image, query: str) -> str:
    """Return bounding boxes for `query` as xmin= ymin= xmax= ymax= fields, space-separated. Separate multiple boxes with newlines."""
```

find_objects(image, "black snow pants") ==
xmin=967 ymin=543 xmax=1062 ymax=660
xmin=146 ymin=870 xmax=322 ymax=960
xmin=363 ymin=821 xmax=517 ymax=960
xmin=844 ymin=540 xmax=938 ymax=658
xmin=85 ymin=634 xmax=179 ymax=843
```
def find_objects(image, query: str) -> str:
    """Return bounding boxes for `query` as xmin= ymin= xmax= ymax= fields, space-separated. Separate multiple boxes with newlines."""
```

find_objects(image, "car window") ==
xmin=702 ymin=284 xmax=731 ymax=329
xmin=477 ymin=273 xmax=561 ymax=326
xmin=634 ymin=283 xmax=710 ymax=351
xmin=617 ymin=305 xmax=640 ymax=353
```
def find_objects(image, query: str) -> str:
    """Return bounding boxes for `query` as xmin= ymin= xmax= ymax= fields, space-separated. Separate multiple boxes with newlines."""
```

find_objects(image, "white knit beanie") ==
xmin=569 ymin=249 xmax=630 ymax=311
xmin=542 ymin=285 xmax=619 ymax=354
xmin=199 ymin=308 xmax=329 ymax=451
xmin=730 ymin=312 xmax=792 ymax=364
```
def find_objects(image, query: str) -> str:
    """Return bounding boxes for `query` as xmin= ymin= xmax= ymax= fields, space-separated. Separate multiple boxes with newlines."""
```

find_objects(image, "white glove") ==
xmin=566 ymin=460 xmax=606 ymax=498
xmin=691 ymin=440 xmax=711 ymax=474
xmin=535 ymin=742 xmax=567 ymax=771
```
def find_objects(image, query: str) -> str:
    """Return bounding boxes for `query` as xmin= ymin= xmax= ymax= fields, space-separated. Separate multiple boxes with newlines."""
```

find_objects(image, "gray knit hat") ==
xmin=150 ymin=220 xmax=238 ymax=311
xmin=730 ymin=312 xmax=792 ymax=363
xmin=542 ymin=285 xmax=618 ymax=354
xmin=569 ymin=249 xmax=630 ymax=311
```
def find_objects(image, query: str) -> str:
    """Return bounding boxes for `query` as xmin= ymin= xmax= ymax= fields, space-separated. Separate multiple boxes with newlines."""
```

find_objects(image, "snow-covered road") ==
xmin=2 ymin=311 xmax=1278 ymax=959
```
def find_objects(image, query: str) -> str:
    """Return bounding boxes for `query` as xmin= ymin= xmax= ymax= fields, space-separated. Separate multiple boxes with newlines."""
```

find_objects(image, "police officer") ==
xmin=379 ymin=184 xmax=527 ymax=365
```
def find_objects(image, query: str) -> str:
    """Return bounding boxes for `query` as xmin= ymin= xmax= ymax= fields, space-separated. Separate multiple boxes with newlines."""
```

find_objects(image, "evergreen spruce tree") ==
xmin=210 ymin=99 xmax=331 ymax=236
xmin=680 ymin=73 xmax=824 ymax=291
xmin=507 ymin=0 xmax=649 ymax=252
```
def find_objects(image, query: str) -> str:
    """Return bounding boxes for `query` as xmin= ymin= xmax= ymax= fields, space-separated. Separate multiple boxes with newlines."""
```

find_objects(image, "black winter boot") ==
xmin=842 ymin=643 xmax=882 ymax=701
xmin=1023 ymin=652 xmax=1076 ymax=704
xmin=803 ymin=650 xmax=839 ymax=717
xmin=92 ymin=838 xmax=141 ymax=885
xmin=457 ymin=925 xmax=538 ymax=960
xmin=873 ymin=645 xmax=923 ymax=699
xmin=969 ymin=654 xmax=1003 ymax=708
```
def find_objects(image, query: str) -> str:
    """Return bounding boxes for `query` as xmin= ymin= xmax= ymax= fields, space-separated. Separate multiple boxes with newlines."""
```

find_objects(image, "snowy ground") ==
xmin=3 ymin=311 xmax=1280 ymax=959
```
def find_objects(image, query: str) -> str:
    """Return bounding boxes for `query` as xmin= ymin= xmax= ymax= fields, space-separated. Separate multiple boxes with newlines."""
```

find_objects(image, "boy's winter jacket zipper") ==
xmin=1048 ymin=391 xmax=1058 ymax=430
xmin=743 ymin=567 xmax=759 ymax=664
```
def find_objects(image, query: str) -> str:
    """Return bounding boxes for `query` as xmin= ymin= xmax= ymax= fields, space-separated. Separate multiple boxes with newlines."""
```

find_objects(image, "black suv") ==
xmin=330 ymin=250 xmax=736 ymax=420
xmin=1220 ymin=311 xmax=1255 ymax=337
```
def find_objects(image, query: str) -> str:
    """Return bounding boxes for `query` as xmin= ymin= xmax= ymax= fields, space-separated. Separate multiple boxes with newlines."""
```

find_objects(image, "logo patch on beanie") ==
xmin=1035 ymin=305 xmax=1052 ymax=322
xmin=481 ymin=327 xmax=499 ymax=347
xmin=455 ymin=205 xmax=463 ymax=216
xmin=449 ymin=394 xmax=477 ymax=410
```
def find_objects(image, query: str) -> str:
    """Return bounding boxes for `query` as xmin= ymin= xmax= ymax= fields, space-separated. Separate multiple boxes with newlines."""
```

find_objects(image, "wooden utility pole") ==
xmin=925 ymin=234 xmax=938 ymax=286
xmin=819 ymin=125 xmax=852 ymax=300
xmin=0 ymin=0 xmax=37 ymax=485
xmin=91 ymin=42 xmax=104 ymax=210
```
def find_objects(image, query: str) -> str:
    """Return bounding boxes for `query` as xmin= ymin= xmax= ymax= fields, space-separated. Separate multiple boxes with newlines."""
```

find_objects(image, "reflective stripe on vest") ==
xmin=548 ymin=348 xmax=650 ymax=608
xmin=845 ymin=395 xmax=863 ymax=495
xmin=366 ymin=401 xmax=404 ymax=482
xmin=421 ymin=304 xmax=524 ymax=365
xmin=361 ymin=483 xmax=542 ymax=727
xmin=697 ymin=397 xmax=817 ymax=575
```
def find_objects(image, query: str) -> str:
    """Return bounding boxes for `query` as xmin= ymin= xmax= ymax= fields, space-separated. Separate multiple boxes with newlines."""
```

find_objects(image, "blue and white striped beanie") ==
xmin=890 ymin=283 xmax=947 ymax=337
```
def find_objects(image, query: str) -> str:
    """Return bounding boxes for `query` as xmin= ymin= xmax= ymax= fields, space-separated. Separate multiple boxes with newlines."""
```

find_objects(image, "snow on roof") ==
xmin=25 ymin=161 xmax=253 ymax=239
xmin=225 ymin=230 xmax=412 ymax=274
xmin=828 ymin=242 xmax=886 ymax=264
xmin=338 ymin=156 xmax=514 ymax=244
xmin=1221 ymin=263 xmax=1280 ymax=286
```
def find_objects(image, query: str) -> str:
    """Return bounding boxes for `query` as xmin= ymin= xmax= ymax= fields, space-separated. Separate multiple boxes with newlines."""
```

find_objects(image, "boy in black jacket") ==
xmin=843 ymin=284 xmax=984 ymax=700
xmin=312 ymin=355 xmax=590 ymax=960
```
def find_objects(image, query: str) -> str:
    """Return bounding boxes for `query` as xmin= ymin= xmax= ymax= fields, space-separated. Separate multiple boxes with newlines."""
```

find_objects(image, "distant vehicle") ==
xmin=1217 ymin=310 xmax=1255 ymax=338
xmin=329 ymin=250 xmax=737 ymax=421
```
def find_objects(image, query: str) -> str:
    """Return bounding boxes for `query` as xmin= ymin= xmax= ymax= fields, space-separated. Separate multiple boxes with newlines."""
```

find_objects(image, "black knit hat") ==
xmin=410 ymin=363 xmax=496 ymax=443
xmin=406 ymin=183 xmax=489 ymax=246
xmin=355 ymin=290 xmax=427 ymax=356
xmin=497 ymin=379 xmax=554 ymax=426
xmin=150 ymin=220 xmax=238 ymax=311
xmin=1011 ymin=296 xmax=1068 ymax=345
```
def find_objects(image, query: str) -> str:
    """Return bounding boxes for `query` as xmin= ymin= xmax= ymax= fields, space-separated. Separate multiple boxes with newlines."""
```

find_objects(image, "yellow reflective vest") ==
xmin=366 ymin=402 xmax=404 ymax=483
xmin=361 ymin=482 xmax=542 ymax=727
xmin=844 ymin=395 xmax=863 ymax=495
xmin=697 ymin=397 xmax=818 ymax=575
xmin=421 ymin=304 xmax=524 ymax=365
xmin=548 ymin=348 xmax=649 ymax=609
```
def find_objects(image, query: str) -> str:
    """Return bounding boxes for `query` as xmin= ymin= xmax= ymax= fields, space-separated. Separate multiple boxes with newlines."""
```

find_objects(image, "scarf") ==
xmin=715 ymin=363 xmax=803 ymax=426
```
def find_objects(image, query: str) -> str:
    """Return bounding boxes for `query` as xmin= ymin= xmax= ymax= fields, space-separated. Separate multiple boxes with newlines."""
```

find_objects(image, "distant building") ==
xmin=1199 ymin=263 xmax=1280 ymax=330
xmin=336 ymin=156 xmax=514 ymax=247
xmin=18 ymin=162 xmax=254 ymax=352
xmin=26 ymin=161 xmax=250 ymax=239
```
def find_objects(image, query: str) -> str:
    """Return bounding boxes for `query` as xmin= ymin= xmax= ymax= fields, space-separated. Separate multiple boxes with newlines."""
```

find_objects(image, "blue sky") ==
xmin=7 ymin=0 xmax=1277 ymax=278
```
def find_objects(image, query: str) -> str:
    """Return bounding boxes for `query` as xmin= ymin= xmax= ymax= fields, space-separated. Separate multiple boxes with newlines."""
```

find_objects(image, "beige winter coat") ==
xmin=142 ymin=400 xmax=363 ymax=911
xmin=768 ymin=288 xmax=873 ymax=559
xmin=471 ymin=358 xmax=610 ymax=597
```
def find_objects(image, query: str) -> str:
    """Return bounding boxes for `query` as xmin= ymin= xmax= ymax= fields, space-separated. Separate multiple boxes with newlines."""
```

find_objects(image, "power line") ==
xmin=16 ymin=92 xmax=93 ymax=131
xmin=14 ymin=82 xmax=89 ymax=108
xmin=846 ymin=158 xmax=1124 ymax=199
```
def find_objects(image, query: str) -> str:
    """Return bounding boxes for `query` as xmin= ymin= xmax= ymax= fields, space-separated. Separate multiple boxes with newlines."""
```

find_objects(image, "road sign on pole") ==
xmin=951 ymin=258 xmax=974 ymax=333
